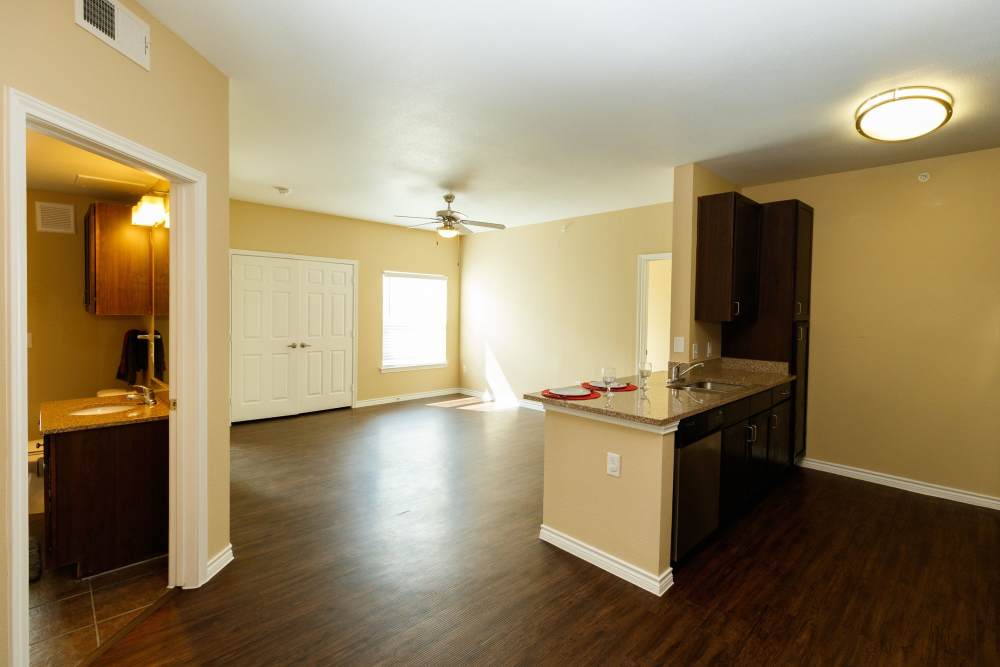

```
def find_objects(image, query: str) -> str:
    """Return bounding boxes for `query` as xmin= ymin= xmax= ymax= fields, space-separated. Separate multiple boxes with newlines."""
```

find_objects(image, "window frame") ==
xmin=380 ymin=270 xmax=448 ymax=372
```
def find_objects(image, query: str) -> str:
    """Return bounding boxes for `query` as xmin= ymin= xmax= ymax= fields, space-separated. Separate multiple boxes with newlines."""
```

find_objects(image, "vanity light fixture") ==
xmin=855 ymin=86 xmax=953 ymax=142
xmin=132 ymin=194 xmax=169 ymax=227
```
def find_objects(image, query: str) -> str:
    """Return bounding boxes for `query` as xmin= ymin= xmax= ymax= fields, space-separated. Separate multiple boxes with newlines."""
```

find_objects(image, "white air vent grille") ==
xmin=35 ymin=202 xmax=76 ymax=235
xmin=83 ymin=0 xmax=115 ymax=40
xmin=75 ymin=0 xmax=150 ymax=70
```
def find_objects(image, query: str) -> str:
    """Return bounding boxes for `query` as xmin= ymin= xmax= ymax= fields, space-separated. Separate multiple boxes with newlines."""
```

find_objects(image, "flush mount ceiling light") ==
xmin=855 ymin=86 xmax=953 ymax=142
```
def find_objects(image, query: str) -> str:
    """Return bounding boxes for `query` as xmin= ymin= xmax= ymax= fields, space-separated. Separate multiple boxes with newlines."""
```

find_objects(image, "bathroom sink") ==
xmin=70 ymin=405 xmax=135 ymax=416
xmin=668 ymin=380 xmax=745 ymax=393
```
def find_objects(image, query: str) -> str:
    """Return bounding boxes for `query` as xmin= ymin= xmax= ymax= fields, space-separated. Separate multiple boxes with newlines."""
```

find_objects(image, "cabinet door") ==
xmin=721 ymin=420 xmax=752 ymax=523
xmin=92 ymin=203 xmax=153 ymax=315
xmin=695 ymin=192 xmax=761 ymax=322
xmin=730 ymin=193 xmax=761 ymax=321
xmin=768 ymin=400 xmax=792 ymax=474
xmin=297 ymin=261 xmax=354 ymax=413
xmin=748 ymin=411 xmax=770 ymax=500
xmin=794 ymin=203 xmax=813 ymax=321
xmin=792 ymin=322 xmax=809 ymax=460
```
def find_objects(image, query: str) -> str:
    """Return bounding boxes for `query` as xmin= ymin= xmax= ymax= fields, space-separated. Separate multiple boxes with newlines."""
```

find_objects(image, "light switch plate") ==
xmin=673 ymin=336 xmax=685 ymax=353
xmin=607 ymin=452 xmax=621 ymax=477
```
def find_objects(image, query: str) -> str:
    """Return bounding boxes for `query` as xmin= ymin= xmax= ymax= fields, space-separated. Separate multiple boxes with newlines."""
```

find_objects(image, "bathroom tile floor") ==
xmin=28 ymin=514 xmax=168 ymax=666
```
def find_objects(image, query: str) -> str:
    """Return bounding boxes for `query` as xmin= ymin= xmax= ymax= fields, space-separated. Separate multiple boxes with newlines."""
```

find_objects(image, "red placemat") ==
xmin=542 ymin=389 xmax=601 ymax=400
xmin=582 ymin=382 xmax=639 ymax=393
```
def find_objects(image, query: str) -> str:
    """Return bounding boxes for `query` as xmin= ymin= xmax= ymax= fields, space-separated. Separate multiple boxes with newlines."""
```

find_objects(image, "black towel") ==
xmin=116 ymin=329 xmax=165 ymax=385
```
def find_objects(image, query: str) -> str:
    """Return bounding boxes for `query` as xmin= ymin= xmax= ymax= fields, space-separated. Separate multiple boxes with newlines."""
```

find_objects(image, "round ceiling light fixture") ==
xmin=855 ymin=86 xmax=953 ymax=142
xmin=436 ymin=225 xmax=459 ymax=239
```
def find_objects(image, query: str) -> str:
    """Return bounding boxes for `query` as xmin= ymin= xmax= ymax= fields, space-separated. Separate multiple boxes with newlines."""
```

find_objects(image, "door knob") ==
xmin=300 ymin=342 xmax=312 ymax=348
xmin=287 ymin=343 xmax=298 ymax=349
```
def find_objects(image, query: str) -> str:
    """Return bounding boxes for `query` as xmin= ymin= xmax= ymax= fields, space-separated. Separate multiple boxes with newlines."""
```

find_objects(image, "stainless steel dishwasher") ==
xmin=672 ymin=430 xmax=721 ymax=562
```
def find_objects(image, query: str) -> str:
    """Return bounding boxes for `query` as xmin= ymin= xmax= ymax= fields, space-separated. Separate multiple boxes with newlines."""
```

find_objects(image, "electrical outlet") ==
xmin=692 ymin=343 xmax=699 ymax=359
xmin=673 ymin=336 xmax=685 ymax=353
xmin=606 ymin=452 xmax=621 ymax=477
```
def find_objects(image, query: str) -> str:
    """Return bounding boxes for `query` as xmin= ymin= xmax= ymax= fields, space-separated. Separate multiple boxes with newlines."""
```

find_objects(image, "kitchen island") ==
xmin=523 ymin=358 xmax=792 ymax=595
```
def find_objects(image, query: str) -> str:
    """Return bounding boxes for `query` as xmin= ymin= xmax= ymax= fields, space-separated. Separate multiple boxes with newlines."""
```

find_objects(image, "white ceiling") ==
xmin=141 ymin=0 xmax=1000 ymax=227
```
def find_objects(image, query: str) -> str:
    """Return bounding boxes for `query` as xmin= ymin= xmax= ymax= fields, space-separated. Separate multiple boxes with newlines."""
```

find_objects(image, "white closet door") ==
xmin=231 ymin=255 xmax=301 ymax=422
xmin=297 ymin=260 xmax=354 ymax=413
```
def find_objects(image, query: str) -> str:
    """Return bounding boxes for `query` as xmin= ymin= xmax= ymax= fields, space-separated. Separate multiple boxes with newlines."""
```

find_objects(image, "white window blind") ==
xmin=382 ymin=272 xmax=447 ymax=370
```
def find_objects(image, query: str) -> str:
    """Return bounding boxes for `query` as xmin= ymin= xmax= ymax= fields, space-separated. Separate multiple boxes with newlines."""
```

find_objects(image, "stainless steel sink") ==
xmin=668 ymin=380 xmax=745 ymax=393
xmin=69 ymin=405 xmax=134 ymax=416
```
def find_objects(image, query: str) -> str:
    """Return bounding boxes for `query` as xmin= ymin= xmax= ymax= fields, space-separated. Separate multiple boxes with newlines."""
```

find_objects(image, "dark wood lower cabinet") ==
xmin=44 ymin=420 xmax=168 ymax=577
xmin=792 ymin=322 xmax=809 ymax=461
xmin=767 ymin=400 xmax=792 ymax=474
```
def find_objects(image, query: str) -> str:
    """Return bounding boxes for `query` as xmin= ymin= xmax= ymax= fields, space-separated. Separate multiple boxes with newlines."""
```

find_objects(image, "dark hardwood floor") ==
xmin=97 ymin=396 xmax=999 ymax=665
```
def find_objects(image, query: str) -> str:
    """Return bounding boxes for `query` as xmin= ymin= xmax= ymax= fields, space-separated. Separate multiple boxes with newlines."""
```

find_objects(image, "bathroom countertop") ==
xmin=523 ymin=360 xmax=794 ymax=430
xmin=39 ymin=391 xmax=169 ymax=435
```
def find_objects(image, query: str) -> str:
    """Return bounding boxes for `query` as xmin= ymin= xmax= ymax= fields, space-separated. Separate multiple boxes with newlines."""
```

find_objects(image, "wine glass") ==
xmin=639 ymin=362 xmax=653 ymax=391
xmin=601 ymin=366 xmax=617 ymax=405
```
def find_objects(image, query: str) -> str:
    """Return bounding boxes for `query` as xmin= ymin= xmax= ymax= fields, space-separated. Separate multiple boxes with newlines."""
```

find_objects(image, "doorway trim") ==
xmin=2 ymin=88 xmax=211 ymax=664
xmin=229 ymin=249 xmax=360 ymax=419
xmin=635 ymin=252 xmax=672 ymax=373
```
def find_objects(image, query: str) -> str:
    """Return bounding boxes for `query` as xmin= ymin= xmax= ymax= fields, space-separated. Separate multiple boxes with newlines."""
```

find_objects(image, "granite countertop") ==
xmin=39 ymin=391 xmax=170 ymax=435
xmin=523 ymin=359 xmax=794 ymax=429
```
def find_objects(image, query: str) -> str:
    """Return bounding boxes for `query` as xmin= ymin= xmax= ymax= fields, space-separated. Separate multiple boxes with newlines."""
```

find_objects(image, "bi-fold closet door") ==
xmin=231 ymin=253 xmax=355 ymax=422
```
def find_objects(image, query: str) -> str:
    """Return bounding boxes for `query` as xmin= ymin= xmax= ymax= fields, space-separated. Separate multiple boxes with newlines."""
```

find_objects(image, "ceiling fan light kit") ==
xmin=396 ymin=193 xmax=506 ymax=238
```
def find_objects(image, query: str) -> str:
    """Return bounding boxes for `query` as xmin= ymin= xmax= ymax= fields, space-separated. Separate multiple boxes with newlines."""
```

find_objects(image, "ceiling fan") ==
xmin=396 ymin=193 xmax=505 ymax=238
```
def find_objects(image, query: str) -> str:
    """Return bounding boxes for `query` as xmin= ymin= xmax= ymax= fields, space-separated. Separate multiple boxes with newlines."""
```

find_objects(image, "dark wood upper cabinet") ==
xmin=695 ymin=192 xmax=761 ymax=322
xmin=722 ymin=199 xmax=813 ymax=361
xmin=84 ymin=202 xmax=167 ymax=316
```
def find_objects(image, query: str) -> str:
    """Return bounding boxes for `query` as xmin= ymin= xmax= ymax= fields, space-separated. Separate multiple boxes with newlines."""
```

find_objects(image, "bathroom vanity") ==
xmin=39 ymin=394 xmax=169 ymax=577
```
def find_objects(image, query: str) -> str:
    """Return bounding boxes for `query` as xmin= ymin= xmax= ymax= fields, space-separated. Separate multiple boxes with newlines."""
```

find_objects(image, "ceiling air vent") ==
xmin=35 ymin=202 xmax=76 ymax=235
xmin=75 ymin=0 xmax=150 ymax=71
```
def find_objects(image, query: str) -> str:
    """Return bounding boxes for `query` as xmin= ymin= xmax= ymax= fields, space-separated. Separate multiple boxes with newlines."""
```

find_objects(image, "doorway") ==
xmin=636 ymin=253 xmax=672 ymax=374
xmin=2 ymin=89 xmax=212 ymax=664
xmin=230 ymin=250 xmax=358 ymax=422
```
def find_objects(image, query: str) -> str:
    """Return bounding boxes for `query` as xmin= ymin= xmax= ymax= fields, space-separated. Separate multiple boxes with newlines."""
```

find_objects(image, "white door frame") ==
xmin=229 ymin=249 xmax=359 ymax=421
xmin=2 ymin=88 xmax=211 ymax=665
xmin=635 ymin=252 xmax=672 ymax=373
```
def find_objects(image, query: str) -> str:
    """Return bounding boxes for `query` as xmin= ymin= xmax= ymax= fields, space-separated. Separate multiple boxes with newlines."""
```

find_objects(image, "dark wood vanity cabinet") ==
xmin=792 ymin=322 xmax=809 ymax=461
xmin=695 ymin=192 xmax=762 ymax=322
xmin=44 ymin=420 xmax=168 ymax=577
xmin=84 ymin=202 xmax=165 ymax=316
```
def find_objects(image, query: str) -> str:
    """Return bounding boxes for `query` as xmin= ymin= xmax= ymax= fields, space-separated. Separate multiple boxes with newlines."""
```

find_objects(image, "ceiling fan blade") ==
xmin=454 ymin=223 xmax=474 ymax=235
xmin=461 ymin=220 xmax=505 ymax=230
xmin=407 ymin=221 xmax=439 ymax=228
xmin=395 ymin=215 xmax=442 ymax=221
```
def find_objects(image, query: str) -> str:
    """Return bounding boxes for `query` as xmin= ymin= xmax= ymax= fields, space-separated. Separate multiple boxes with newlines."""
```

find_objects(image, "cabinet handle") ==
xmin=779 ymin=390 xmax=791 ymax=397
xmin=287 ymin=343 xmax=299 ymax=349
xmin=732 ymin=300 xmax=741 ymax=317
xmin=771 ymin=413 xmax=779 ymax=429
xmin=795 ymin=301 xmax=803 ymax=315
xmin=746 ymin=424 xmax=756 ymax=443
xmin=797 ymin=327 xmax=804 ymax=342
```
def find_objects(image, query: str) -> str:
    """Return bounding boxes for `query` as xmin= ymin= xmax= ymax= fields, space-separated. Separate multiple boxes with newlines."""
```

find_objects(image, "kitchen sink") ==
xmin=668 ymin=380 xmax=745 ymax=393
xmin=70 ymin=405 xmax=135 ymax=416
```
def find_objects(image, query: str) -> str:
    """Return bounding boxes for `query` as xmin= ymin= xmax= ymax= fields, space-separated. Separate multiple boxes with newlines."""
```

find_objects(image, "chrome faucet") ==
xmin=669 ymin=362 xmax=705 ymax=384
xmin=129 ymin=385 xmax=157 ymax=406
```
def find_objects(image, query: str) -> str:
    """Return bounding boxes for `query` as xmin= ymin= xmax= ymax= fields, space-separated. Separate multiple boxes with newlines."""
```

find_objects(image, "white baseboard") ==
xmin=355 ymin=387 xmax=545 ymax=412
xmin=539 ymin=525 xmax=673 ymax=596
xmin=354 ymin=388 xmax=471 ymax=408
xmin=800 ymin=458 xmax=1000 ymax=511
xmin=204 ymin=543 xmax=234 ymax=584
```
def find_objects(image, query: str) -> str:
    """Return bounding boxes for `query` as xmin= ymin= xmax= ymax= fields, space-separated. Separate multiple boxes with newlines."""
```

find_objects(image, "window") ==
xmin=382 ymin=272 xmax=447 ymax=371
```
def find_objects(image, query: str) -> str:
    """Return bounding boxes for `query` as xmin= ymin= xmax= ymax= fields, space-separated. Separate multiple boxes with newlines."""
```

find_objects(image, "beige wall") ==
xmin=460 ymin=203 xmax=672 ymax=399
xmin=645 ymin=258 xmax=672 ymax=372
xmin=743 ymin=147 xmax=1000 ymax=498
xmin=542 ymin=411 xmax=675 ymax=575
xmin=669 ymin=163 xmax=737 ymax=363
xmin=229 ymin=200 xmax=462 ymax=400
xmin=26 ymin=190 xmax=150 ymax=441
xmin=1 ymin=0 xmax=230 ymax=648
